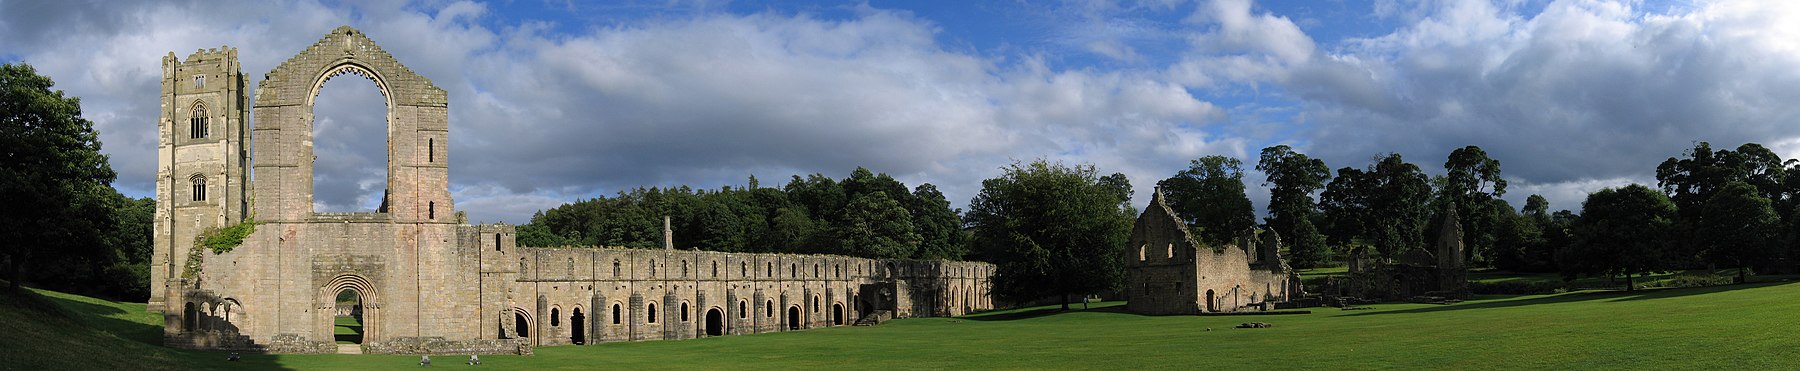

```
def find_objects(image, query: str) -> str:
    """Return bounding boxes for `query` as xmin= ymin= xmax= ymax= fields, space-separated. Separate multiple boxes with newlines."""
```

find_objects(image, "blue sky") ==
xmin=4 ymin=0 xmax=1797 ymax=224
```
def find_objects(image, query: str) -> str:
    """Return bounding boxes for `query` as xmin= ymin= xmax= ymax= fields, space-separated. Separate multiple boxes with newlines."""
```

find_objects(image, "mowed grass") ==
xmin=5 ymin=280 xmax=1800 ymax=370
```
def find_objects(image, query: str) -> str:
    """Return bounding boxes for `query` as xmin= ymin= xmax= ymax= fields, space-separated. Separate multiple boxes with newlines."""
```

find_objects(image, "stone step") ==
xmin=336 ymin=344 xmax=363 ymax=354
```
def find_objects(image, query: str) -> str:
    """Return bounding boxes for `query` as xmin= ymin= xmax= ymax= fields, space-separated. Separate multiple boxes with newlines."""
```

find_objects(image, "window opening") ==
xmin=191 ymin=175 xmax=207 ymax=202
xmin=190 ymin=106 xmax=209 ymax=139
xmin=611 ymin=303 xmax=621 ymax=324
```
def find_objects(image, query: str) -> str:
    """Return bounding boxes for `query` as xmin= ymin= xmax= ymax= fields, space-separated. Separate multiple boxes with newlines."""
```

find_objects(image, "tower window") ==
xmin=190 ymin=175 xmax=207 ymax=202
xmin=194 ymin=75 xmax=204 ymax=88
xmin=190 ymin=106 xmax=209 ymax=139
xmin=428 ymin=138 xmax=434 ymax=163
xmin=495 ymin=233 xmax=502 ymax=251
xmin=428 ymin=201 xmax=436 ymax=219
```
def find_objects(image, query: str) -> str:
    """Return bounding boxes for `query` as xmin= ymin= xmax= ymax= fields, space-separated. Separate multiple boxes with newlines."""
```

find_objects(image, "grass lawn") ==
xmin=334 ymin=316 xmax=362 ymax=344
xmin=5 ymin=280 xmax=1800 ymax=370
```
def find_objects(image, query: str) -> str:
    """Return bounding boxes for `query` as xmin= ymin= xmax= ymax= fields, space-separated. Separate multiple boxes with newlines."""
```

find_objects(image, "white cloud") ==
xmin=1 ymin=1 xmax=1232 ymax=223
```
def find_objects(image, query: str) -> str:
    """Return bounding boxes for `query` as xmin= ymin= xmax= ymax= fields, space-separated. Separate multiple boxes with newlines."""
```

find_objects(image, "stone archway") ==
xmin=832 ymin=303 xmax=844 ymax=326
xmin=570 ymin=307 xmax=586 ymax=345
xmin=1205 ymin=289 xmax=1216 ymax=312
xmin=252 ymin=26 xmax=450 ymax=222
xmin=705 ymin=308 xmax=724 ymax=337
xmin=787 ymin=306 xmax=801 ymax=330
xmin=321 ymin=274 xmax=378 ymax=345
xmin=513 ymin=307 xmax=533 ymax=338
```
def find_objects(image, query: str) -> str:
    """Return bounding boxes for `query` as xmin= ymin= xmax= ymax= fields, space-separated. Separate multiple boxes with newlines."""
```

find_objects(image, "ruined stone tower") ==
xmin=149 ymin=47 xmax=250 ymax=312
xmin=150 ymin=26 xmax=993 ymax=355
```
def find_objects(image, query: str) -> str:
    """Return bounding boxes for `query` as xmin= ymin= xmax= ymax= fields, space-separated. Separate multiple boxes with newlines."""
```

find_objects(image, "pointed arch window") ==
xmin=190 ymin=105 xmax=210 ymax=139
xmin=190 ymin=175 xmax=207 ymax=202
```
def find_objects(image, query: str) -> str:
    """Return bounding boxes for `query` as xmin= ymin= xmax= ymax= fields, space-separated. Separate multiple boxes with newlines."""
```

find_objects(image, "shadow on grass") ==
xmin=962 ymin=302 xmax=1130 ymax=321
xmin=1344 ymin=280 xmax=1799 ymax=317
xmin=25 ymin=287 xmax=167 ymax=345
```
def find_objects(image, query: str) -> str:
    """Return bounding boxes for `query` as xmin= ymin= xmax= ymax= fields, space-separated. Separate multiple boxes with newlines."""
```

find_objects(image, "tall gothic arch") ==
xmin=252 ymin=26 xmax=450 ymax=222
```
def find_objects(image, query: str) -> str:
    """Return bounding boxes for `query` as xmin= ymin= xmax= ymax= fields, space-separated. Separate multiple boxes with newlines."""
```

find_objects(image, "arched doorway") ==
xmin=1205 ymin=289 xmax=1216 ymax=312
xmin=323 ymin=274 xmax=376 ymax=345
xmin=832 ymin=303 xmax=844 ymax=326
xmin=705 ymin=308 xmax=724 ymax=336
xmin=570 ymin=307 xmax=586 ymax=345
xmin=514 ymin=308 xmax=532 ymax=338
xmin=334 ymin=288 xmax=364 ymax=344
xmin=183 ymin=302 xmax=198 ymax=332
xmin=787 ymin=306 xmax=801 ymax=330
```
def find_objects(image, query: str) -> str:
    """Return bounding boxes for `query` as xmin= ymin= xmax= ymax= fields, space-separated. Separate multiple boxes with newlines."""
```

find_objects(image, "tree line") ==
xmin=517 ymin=168 xmax=967 ymax=260
xmin=1165 ymin=142 xmax=1800 ymax=290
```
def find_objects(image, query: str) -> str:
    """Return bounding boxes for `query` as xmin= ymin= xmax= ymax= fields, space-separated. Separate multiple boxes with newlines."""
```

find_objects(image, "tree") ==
xmin=1256 ymin=145 xmax=1331 ymax=267
xmin=1321 ymin=153 xmax=1433 ymax=260
xmin=1697 ymin=181 xmax=1780 ymax=282
xmin=909 ymin=184 xmax=966 ymax=260
xmin=838 ymin=191 xmax=919 ymax=259
xmin=1440 ymin=146 xmax=1506 ymax=266
xmin=1566 ymin=184 xmax=1677 ymax=291
xmin=1655 ymin=142 xmax=1788 ymax=268
xmin=966 ymin=160 xmax=1133 ymax=310
xmin=1157 ymin=155 xmax=1255 ymax=245
xmin=0 ymin=63 xmax=118 ymax=291
xmin=1496 ymin=195 xmax=1555 ymax=272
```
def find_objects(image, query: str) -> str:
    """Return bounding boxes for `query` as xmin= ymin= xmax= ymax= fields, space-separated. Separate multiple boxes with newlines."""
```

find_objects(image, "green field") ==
xmin=3 ymin=280 xmax=1799 ymax=370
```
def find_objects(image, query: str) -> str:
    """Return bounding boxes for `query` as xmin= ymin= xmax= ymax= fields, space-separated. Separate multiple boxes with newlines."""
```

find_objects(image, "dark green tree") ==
xmin=1565 ymin=184 xmax=1676 ymax=291
xmin=0 ymin=63 xmax=118 ymax=291
xmin=1322 ymin=154 xmax=1432 ymax=260
xmin=1157 ymin=155 xmax=1255 ymax=245
xmin=1697 ymin=181 xmax=1780 ymax=282
xmin=839 ymin=191 xmax=919 ymax=258
xmin=1439 ymin=145 xmax=1506 ymax=266
xmin=966 ymin=160 xmax=1133 ymax=310
xmin=1255 ymin=145 xmax=1331 ymax=267
xmin=909 ymin=184 xmax=966 ymax=260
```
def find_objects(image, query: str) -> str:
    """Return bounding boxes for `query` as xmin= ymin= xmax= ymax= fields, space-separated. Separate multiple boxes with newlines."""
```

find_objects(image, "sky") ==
xmin=6 ymin=0 xmax=1800 ymax=225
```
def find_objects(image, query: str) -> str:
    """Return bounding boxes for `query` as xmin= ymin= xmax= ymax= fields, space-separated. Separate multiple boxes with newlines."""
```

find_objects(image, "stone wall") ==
xmin=151 ymin=27 xmax=999 ymax=355
xmin=1125 ymin=190 xmax=1295 ymax=315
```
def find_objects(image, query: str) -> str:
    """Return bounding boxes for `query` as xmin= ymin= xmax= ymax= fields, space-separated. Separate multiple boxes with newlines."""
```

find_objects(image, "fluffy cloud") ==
xmin=1175 ymin=0 xmax=1800 ymax=211
xmin=0 ymin=1 xmax=1227 ymax=223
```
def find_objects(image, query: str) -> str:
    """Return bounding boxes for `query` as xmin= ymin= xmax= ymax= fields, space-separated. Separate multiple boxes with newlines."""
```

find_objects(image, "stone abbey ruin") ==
xmin=1123 ymin=189 xmax=1303 ymax=315
xmin=149 ymin=27 xmax=994 ymax=355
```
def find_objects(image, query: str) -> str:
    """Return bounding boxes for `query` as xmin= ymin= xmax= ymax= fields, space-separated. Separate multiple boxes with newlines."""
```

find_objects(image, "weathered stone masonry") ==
xmin=149 ymin=27 xmax=994 ymax=355
xmin=1124 ymin=189 xmax=1299 ymax=315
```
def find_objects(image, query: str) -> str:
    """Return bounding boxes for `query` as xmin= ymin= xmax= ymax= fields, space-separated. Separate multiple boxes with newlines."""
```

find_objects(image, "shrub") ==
xmin=199 ymin=219 xmax=257 ymax=254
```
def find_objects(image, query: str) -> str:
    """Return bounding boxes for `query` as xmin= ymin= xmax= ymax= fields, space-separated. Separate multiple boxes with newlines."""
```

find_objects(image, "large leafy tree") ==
xmin=1495 ymin=194 xmax=1555 ymax=272
xmin=838 ymin=190 xmax=919 ymax=258
xmin=1439 ymin=146 xmax=1506 ymax=266
xmin=1697 ymin=181 xmax=1780 ymax=282
xmin=966 ymin=160 xmax=1133 ymax=310
xmin=1565 ymin=184 xmax=1676 ymax=291
xmin=1322 ymin=153 xmax=1433 ymax=260
xmin=1255 ymin=145 xmax=1331 ymax=267
xmin=1 ymin=63 xmax=118 ymax=291
xmin=1655 ymin=142 xmax=1788 ymax=267
xmin=909 ymin=184 xmax=966 ymax=260
xmin=1157 ymin=155 xmax=1255 ymax=245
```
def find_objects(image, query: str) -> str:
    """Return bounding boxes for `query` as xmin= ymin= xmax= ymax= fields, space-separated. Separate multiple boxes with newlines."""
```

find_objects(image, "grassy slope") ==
xmin=6 ymin=281 xmax=1800 ymax=370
